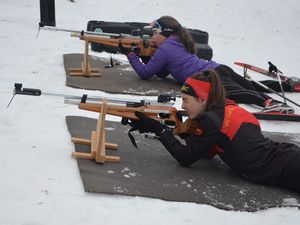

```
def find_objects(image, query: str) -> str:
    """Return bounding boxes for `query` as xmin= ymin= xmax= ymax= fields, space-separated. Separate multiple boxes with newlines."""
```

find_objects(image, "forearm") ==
xmin=156 ymin=70 xmax=169 ymax=78
xmin=159 ymin=114 xmax=221 ymax=166
xmin=159 ymin=131 xmax=205 ymax=166
xmin=127 ymin=53 xmax=155 ymax=80
xmin=127 ymin=48 xmax=168 ymax=80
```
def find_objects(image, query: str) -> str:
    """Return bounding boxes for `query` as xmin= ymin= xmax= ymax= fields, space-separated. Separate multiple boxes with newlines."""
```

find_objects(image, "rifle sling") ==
xmin=128 ymin=127 xmax=138 ymax=149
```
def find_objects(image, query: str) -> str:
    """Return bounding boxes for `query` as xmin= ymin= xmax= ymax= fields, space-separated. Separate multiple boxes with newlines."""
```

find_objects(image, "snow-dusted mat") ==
xmin=66 ymin=116 xmax=300 ymax=212
xmin=63 ymin=53 xmax=180 ymax=96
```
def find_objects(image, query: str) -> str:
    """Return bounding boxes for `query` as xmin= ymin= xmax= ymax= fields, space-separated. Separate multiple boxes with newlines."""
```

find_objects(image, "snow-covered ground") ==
xmin=0 ymin=0 xmax=299 ymax=224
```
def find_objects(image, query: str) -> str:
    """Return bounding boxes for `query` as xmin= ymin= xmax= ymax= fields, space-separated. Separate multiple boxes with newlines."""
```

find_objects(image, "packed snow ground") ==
xmin=0 ymin=0 xmax=299 ymax=224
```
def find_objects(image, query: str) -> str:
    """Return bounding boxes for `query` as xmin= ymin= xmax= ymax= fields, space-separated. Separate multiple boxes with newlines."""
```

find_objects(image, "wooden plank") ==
xmin=105 ymin=142 xmax=118 ymax=149
xmin=71 ymin=152 xmax=93 ymax=159
xmin=95 ymin=99 xmax=107 ymax=163
xmin=71 ymin=137 xmax=91 ymax=144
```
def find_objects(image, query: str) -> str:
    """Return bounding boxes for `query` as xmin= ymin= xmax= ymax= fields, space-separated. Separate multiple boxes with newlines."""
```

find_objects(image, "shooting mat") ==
xmin=66 ymin=116 xmax=300 ymax=212
xmin=63 ymin=53 xmax=181 ymax=96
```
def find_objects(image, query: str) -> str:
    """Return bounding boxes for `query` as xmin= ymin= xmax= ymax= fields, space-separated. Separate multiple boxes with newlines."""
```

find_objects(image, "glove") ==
xmin=140 ymin=56 xmax=151 ymax=64
xmin=127 ymin=118 xmax=147 ymax=133
xmin=131 ymin=111 xmax=167 ymax=136
xmin=118 ymin=43 xmax=132 ymax=56
xmin=268 ymin=61 xmax=278 ymax=73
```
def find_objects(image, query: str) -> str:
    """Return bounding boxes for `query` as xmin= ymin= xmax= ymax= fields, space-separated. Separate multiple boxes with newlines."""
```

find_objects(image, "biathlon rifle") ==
xmin=75 ymin=95 xmax=198 ymax=137
xmin=9 ymin=83 xmax=199 ymax=138
xmin=39 ymin=25 xmax=157 ymax=57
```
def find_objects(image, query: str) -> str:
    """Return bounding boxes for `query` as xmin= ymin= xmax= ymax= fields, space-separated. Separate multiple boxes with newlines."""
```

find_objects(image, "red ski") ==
xmin=234 ymin=62 xmax=300 ymax=93
xmin=234 ymin=62 xmax=289 ymax=82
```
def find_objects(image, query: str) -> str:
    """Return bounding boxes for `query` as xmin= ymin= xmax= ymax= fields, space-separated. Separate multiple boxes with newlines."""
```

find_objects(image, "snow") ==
xmin=0 ymin=0 xmax=300 ymax=224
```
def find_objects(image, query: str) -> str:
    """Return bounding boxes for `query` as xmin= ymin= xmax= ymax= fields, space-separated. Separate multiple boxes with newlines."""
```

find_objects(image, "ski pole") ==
xmin=243 ymin=69 xmax=300 ymax=108
xmin=268 ymin=61 xmax=287 ymax=105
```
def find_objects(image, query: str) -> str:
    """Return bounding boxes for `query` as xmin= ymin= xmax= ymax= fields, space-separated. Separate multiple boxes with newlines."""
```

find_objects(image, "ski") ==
xmin=234 ymin=62 xmax=289 ymax=82
xmin=234 ymin=61 xmax=300 ymax=93
xmin=178 ymin=110 xmax=300 ymax=122
xmin=252 ymin=112 xmax=300 ymax=122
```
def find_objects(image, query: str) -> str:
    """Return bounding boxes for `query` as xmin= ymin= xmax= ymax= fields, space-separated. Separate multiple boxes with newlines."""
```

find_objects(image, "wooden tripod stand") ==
xmin=71 ymin=99 xmax=120 ymax=163
xmin=69 ymin=39 xmax=101 ymax=77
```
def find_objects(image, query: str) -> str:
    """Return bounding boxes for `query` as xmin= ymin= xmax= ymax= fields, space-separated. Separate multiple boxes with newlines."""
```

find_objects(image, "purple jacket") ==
xmin=127 ymin=35 xmax=220 ymax=84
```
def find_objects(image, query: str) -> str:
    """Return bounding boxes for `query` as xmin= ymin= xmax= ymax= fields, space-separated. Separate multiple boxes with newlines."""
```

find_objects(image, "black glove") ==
xmin=140 ymin=56 xmax=151 ymax=64
xmin=131 ymin=111 xmax=167 ymax=136
xmin=127 ymin=118 xmax=147 ymax=133
xmin=118 ymin=43 xmax=132 ymax=56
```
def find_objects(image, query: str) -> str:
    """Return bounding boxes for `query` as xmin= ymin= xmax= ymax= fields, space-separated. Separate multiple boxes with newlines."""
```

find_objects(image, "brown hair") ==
xmin=190 ymin=70 xmax=225 ymax=110
xmin=158 ymin=16 xmax=196 ymax=54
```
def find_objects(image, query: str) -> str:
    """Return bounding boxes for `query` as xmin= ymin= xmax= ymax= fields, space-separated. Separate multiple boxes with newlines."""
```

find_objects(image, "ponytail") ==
xmin=157 ymin=16 xmax=196 ymax=54
xmin=177 ymin=26 xmax=196 ymax=54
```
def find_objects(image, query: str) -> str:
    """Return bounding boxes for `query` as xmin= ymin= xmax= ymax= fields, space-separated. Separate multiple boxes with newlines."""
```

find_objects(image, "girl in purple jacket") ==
xmin=122 ymin=16 xmax=295 ymax=114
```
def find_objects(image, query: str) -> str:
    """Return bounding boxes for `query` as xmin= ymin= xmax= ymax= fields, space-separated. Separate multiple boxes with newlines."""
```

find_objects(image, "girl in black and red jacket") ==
xmin=130 ymin=70 xmax=300 ymax=193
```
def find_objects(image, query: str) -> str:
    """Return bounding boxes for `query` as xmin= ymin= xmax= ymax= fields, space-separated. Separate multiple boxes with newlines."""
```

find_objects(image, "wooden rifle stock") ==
xmin=79 ymin=102 xmax=199 ymax=135
xmin=72 ymin=32 xmax=157 ymax=57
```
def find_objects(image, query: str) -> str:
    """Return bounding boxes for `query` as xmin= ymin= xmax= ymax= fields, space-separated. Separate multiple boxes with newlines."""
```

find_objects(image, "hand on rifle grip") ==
xmin=118 ymin=43 xmax=132 ymax=56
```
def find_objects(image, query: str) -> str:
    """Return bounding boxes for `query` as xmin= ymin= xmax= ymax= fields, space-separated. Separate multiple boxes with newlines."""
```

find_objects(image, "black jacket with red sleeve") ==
xmin=159 ymin=99 xmax=298 ymax=184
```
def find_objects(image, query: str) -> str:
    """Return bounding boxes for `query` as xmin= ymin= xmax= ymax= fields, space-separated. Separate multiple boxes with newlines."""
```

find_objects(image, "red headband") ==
xmin=185 ymin=78 xmax=211 ymax=100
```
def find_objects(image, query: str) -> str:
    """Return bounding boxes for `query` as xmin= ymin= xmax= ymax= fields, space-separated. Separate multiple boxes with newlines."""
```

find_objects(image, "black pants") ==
xmin=215 ymin=65 xmax=292 ymax=107
xmin=275 ymin=151 xmax=300 ymax=193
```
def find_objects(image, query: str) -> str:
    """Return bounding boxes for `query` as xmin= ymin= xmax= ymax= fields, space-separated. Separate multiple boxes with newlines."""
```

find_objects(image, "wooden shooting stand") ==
xmin=69 ymin=39 xmax=101 ymax=77
xmin=71 ymin=99 xmax=120 ymax=163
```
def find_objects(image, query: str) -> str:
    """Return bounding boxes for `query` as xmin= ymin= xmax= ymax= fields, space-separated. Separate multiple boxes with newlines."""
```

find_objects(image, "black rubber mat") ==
xmin=66 ymin=116 xmax=300 ymax=211
xmin=64 ymin=53 xmax=181 ymax=96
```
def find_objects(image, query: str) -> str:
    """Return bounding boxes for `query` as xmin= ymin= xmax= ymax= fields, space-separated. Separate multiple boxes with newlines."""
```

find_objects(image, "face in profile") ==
xmin=181 ymin=94 xmax=207 ymax=119
xmin=152 ymin=29 xmax=167 ymax=46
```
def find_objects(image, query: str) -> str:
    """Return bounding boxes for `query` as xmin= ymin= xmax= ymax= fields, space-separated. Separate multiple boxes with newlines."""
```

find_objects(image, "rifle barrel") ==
xmin=64 ymin=97 xmax=173 ymax=107
xmin=41 ymin=26 xmax=132 ymax=38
